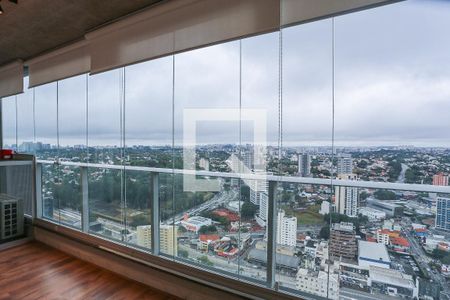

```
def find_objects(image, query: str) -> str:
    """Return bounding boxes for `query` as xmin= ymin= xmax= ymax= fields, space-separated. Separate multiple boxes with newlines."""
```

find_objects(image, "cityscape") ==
xmin=8 ymin=141 xmax=450 ymax=300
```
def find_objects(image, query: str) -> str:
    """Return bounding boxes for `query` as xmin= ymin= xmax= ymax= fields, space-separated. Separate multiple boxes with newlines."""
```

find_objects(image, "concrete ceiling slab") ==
xmin=0 ymin=0 xmax=163 ymax=66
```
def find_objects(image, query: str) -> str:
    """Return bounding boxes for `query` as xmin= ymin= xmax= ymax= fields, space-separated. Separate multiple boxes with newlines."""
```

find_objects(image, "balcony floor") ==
xmin=0 ymin=241 xmax=178 ymax=300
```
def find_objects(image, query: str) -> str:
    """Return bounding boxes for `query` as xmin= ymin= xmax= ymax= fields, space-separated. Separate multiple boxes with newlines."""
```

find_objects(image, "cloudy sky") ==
xmin=2 ymin=0 xmax=450 ymax=147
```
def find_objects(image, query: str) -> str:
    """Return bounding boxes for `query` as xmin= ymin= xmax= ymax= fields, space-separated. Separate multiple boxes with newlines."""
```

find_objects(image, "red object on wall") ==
xmin=0 ymin=149 xmax=14 ymax=160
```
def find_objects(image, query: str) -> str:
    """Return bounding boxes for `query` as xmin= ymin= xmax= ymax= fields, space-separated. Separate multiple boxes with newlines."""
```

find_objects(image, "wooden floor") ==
xmin=0 ymin=242 xmax=179 ymax=300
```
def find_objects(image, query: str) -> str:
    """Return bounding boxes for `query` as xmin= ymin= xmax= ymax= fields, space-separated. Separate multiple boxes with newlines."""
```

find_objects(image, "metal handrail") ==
xmin=37 ymin=159 xmax=450 ymax=194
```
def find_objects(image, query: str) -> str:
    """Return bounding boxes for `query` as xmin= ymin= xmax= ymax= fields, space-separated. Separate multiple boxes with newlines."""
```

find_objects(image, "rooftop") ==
xmin=199 ymin=234 xmax=220 ymax=242
xmin=369 ymin=265 xmax=416 ymax=289
xmin=332 ymin=222 xmax=355 ymax=232
xmin=368 ymin=199 xmax=403 ymax=209
xmin=390 ymin=237 xmax=410 ymax=247
xmin=358 ymin=240 xmax=391 ymax=264
xmin=248 ymin=249 xmax=300 ymax=269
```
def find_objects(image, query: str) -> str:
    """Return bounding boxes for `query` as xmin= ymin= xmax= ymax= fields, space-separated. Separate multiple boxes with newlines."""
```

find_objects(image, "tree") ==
xmin=201 ymin=211 xmax=230 ymax=227
xmin=319 ymin=226 xmax=330 ymax=239
xmin=240 ymin=185 xmax=250 ymax=201
xmin=357 ymin=160 xmax=368 ymax=169
xmin=374 ymin=190 xmax=397 ymax=200
xmin=198 ymin=225 xmax=217 ymax=234
xmin=178 ymin=249 xmax=189 ymax=258
xmin=432 ymin=249 xmax=447 ymax=260
xmin=130 ymin=214 xmax=150 ymax=227
xmin=320 ymin=169 xmax=331 ymax=177
xmin=360 ymin=191 xmax=369 ymax=201
xmin=281 ymin=191 xmax=291 ymax=202
xmin=197 ymin=255 xmax=213 ymax=266
xmin=442 ymin=254 xmax=450 ymax=265
xmin=387 ymin=160 xmax=402 ymax=182
xmin=241 ymin=201 xmax=258 ymax=219
xmin=358 ymin=214 xmax=369 ymax=225
xmin=323 ymin=213 xmax=364 ymax=234
xmin=405 ymin=166 xmax=422 ymax=184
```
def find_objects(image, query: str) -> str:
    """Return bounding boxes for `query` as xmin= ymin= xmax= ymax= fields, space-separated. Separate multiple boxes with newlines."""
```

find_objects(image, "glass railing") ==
xmin=35 ymin=159 xmax=450 ymax=300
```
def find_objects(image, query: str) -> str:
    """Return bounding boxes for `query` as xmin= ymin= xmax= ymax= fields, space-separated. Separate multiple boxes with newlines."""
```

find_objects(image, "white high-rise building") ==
xmin=335 ymin=174 xmax=359 ymax=217
xmin=298 ymin=153 xmax=311 ymax=177
xmin=337 ymin=153 xmax=353 ymax=175
xmin=199 ymin=157 xmax=210 ymax=171
xmin=259 ymin=192 xmax=268 ymax=222
xmin=249 ymin=170 xmax=269 ymax=206
xmin=242 ymin=147 xmax=254 ymax=170
xmin=250 ymin=189 xmax=267 ymax=206
xmin=276 ymin=210 xmax=297 ymax=247
xmin=137 ymin=224 xmax=178 ymax=256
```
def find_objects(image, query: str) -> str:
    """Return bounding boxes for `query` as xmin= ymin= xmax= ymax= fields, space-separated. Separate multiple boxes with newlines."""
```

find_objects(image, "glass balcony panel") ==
xmin=87 ymin=69 xmax=124 ymax=165
xmin=275 ymin=182 xmax=332 ymax=297
xmin=88 ymin=167 xmax=126 ymax=242
xmin=1 ymin=96 xmax=17 ymax=150
xmin=57 ymin=165 xmax=82 ymax=229
xmin=237 ymin=31 xmax=281 ymax=282
xmin=159 ymin=173 xmax=175 ymax=257
xmin=334 ymin=1 xmax=450 ymax=185
xmin=173 ymin=42 xmax=241 ymax=274
xmin=124 ymin=57 xmax=174 ymax=253
xmin=174 ymin=173 xmax=240 ymax=275
xmin=281 ymin=19 xmax=333 ymax=179
xmin=238 ymin=178 xmax=267 ymax=282
xmin=41 ymin=163 xmax=61 ymax=222
xmin=34 ymin=81 xmax=57 ymax=160
xmin=124 ymin=57 xmax=173 ymax=168
xmin=173 ymin=41 xmax=240 ymax=171
xmin=17 ymin=77 xmax=35 ymax=155
xmin=58 ymin=74 xmax=88 ymax=163
xmin=125 ymin=170 xmax=152 ymax=251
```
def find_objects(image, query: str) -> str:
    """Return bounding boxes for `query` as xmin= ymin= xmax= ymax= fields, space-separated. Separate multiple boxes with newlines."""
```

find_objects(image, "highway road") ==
xmin=403 ymin=218 xmax=450 ymax=297
xmin=396 ymin=163 xmax=409 ymax=183
xmin=162 ymin=188 xmax=239 ymax=225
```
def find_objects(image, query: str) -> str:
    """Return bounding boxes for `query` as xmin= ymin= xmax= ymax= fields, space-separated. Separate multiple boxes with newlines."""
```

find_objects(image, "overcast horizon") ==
xmin=2 ymin=0 xmax=450 ymax=148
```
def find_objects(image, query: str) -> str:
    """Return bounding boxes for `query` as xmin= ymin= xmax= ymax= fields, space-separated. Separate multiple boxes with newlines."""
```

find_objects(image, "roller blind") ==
xmin=281 ymin=0 xmax=395 ymax=26
xmin=87 ymin=0 xmax=395 ymax=74
xmin=23 ymin=0 xmax=395 ymax=77
xmin=26 ymin=40 xmax=90 ymax=88
xmin=86 ymin=0 xmax=280 ymax=74
xmin=0 ymin=60 xmax=23 ymax=98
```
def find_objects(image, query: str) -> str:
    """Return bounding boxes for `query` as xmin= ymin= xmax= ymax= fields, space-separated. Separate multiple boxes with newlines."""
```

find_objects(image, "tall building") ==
xmin=329 ymin=222 xmax=357 ymax=260
xmin=137 ymin=224 xmax=178 ymax=256
xmin=199 ymin=157 xmax=210 ymax=171
xmin=433 ymin=173 xmax=449 ymax=186
xmin=297 ymin=153 xmax=311 ymax=177
xmin=337 ymin=153 xmax=353 ymax=175
xmin=249 ymin=171 xmax=269 ymax=206
xmin=242 ymin=147 xmax=255 ymax=170
xmin=436 ymin=197 xmax=450 ymax=231
xmin=276 ymin=210 xmax=297 ymax=247
xmin=334 ymin=174 xmax=359 ymax=217
xmin=259 ymin=192 xmax=268 ymax=222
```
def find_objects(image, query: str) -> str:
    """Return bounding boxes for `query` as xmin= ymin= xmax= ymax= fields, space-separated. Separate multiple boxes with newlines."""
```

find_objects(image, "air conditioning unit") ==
xmin=0 ymin=194 xmax=24 ymax=240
